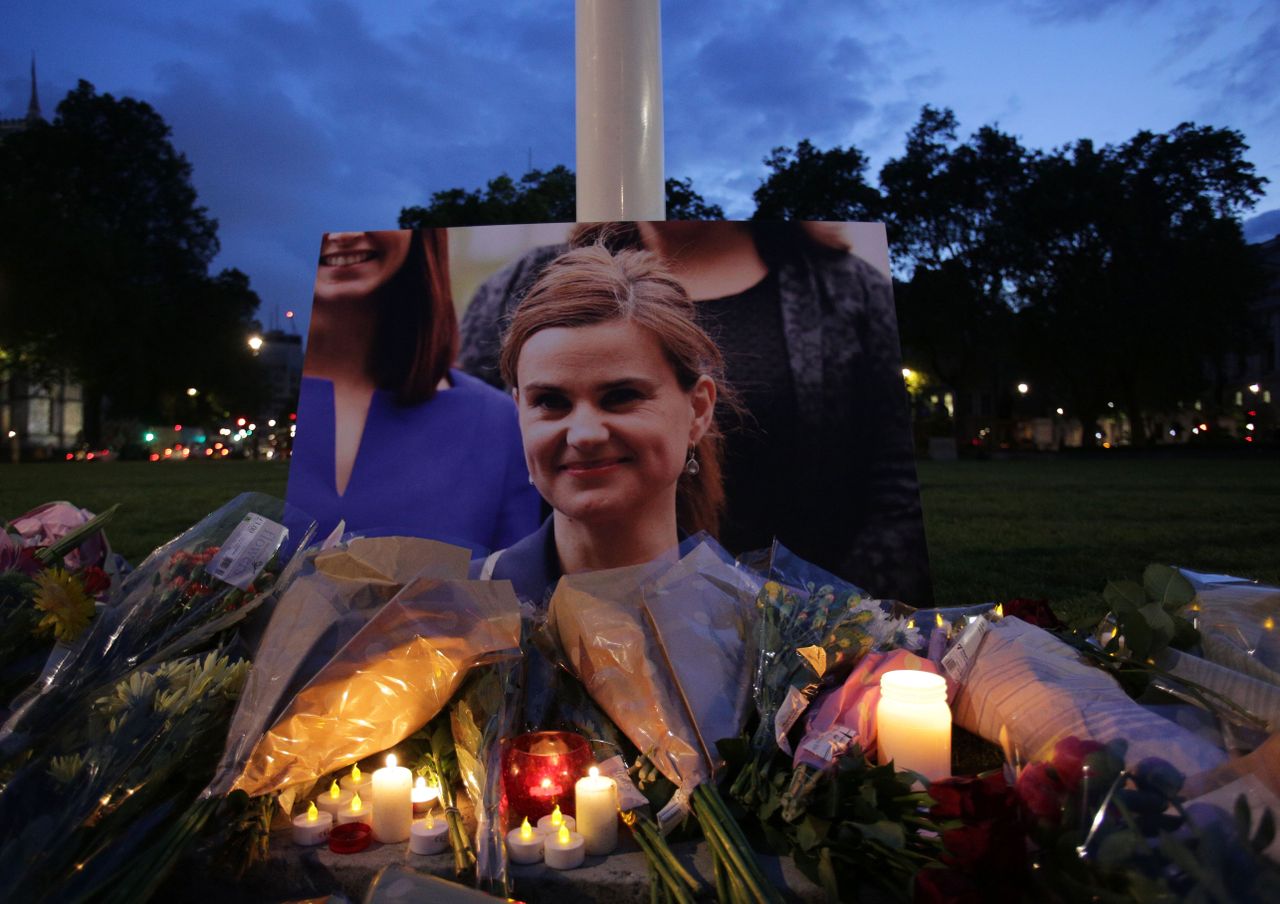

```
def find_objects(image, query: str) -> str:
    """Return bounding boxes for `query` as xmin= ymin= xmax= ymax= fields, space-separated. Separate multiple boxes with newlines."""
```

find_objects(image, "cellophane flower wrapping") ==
xmin=230 ymin=574 xmax=521 ymax=799
xmin=0 ymin=492 xmax=312 ymax=762
xmin=548 ymin=538 xmax=757 ymax=818
xmin=451 ymin=653 xmax=521 ymax=895
xmin=206 ymin=536 xmax=470 ymax=798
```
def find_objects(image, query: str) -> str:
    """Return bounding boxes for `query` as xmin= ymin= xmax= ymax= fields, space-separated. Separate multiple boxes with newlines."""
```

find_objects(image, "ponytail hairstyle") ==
xmin=499 ymin=243 xmax=735 ymax=538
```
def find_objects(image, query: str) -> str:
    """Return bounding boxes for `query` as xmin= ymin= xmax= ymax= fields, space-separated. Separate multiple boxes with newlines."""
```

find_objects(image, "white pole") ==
xmin=575 ymin=0 xmax=666 ymax=221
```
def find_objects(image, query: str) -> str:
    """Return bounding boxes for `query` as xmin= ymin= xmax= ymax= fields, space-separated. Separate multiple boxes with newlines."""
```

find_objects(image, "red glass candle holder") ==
xmin=502 ymin=730 xmax=593 ymax=827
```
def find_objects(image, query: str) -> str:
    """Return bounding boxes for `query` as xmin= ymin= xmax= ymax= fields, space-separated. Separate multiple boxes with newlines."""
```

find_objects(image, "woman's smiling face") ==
xmin=515 ymin=319 xmax=714 ymax=528
xmin=313 ymin=230 xmax=412 ymax=304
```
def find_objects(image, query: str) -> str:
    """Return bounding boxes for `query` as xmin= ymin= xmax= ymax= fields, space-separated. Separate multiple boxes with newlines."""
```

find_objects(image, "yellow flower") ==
xmin=32 ymin=567 xmax=95 ymax=642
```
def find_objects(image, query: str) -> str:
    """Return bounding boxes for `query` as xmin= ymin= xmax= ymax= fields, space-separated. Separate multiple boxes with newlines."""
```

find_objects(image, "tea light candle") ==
xmin=411 ymin=775 xmax=439 ymax=817
xmin=291 ymin=801 xmax=332 ymax=846
xmin=315 ymin=779 xmax=353 ymax=818
xmin=336 ymin=791 xmax=372 ymax=827
xmin=536 ymin=804 xmax=576 ymax=836
xmin=340 ymin=763 xmax=373 ymax=796
xmin=574 ymin=766 xmax=618 ymax=855
xmin=876 ymin=669 xmax=951 ymax=781
xmin=506 ymin=816 xmax=544 ymax=864
xmin=410 ymin=811 xmax=449 ymax=855
xmin=543 ymin=823 xmax=585 ymax=870
xmin=371 ymin=754 xmax=413 ymax=843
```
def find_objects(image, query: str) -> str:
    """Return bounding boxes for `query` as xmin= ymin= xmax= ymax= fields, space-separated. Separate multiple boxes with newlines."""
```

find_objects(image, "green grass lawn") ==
xmin=3 ymin=457 xmax=1277 ymax=628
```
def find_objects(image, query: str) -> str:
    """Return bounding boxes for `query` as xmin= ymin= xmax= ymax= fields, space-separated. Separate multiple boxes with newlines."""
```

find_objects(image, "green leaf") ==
xmin=1143 ymin=564 xmax=1196 ymax=611
xmin=1105 ymin=580 xmax=1146 ymax=615
xmin=1138 ymin=602 xmax=1177 ymax=654
xmin=1252 ymin=806 xmax=1275 ymax=854
xmin=794 ymin=814 xmax=830 ymax=851
xmin=1117 ymin=608 xmax=1153 ymax=659
xmin=1096 ymin=829 xmax=1137 ymax=868
xmin=817 ymin=847 xmax=840 ymax=901
xmin=1236 ymin=794 xmax=1254 ymax=838
xmin=857 ymin=819 xmax=906 ymax=850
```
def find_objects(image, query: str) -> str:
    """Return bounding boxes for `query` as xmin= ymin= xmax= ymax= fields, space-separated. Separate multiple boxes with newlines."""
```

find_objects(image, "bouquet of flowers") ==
xmin=548 ymin=538 xmax=774 ymax=903
xmin=1 ymin=493 xmax=306 ymax=764
xmin=1 ymin=501 xmax=117 ymax=705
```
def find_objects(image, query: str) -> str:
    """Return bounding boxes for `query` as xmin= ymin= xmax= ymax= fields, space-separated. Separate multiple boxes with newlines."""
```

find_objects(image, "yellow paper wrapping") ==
xmin=207 ymin=536 xmax=468 ymax=796
xmin=548 ymin=541 xmax=756 ymax=793
xmin=231 ymin=576 xmax=520 ymax=798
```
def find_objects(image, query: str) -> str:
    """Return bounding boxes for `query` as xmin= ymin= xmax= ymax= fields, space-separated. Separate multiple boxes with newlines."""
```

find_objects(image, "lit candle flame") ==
xmin=588 ymin=765 xmax=600 ymax=779
xmin=351 ymin=764 xmax=362 ymax=783
xmin=907 ymin=619 xmax=915 ymax=629
xmin=415 ymin=776 xmax=427 ymax=791
xmin=329 ymin=780 xmax=341 ymax=799
xmin=351 ymin=792 xmax=362 ymax=812
xmin=307 ymin=801 xmax=318 ymax=822
xmin=520 ymin=817 xmax=533 ymax=840
xmin=425 ymin=810 xmax=435 ymax=829
xmin=935 ymin=613 xmax=944 ymax=628
xmin=540 ymin=777 xmax=552 ymax=790
xmin=550 ymin=804 xmax=563 ymax=826
xmin=557 ymin=823 xmax=571 ymax=846
xmin=1266 ymin=617 xmax=1276 ymax=631
xmin=994 ymin=603 xmax=1004 ymax=619
xmin=387 ymin=753 xmax=397 ymax=768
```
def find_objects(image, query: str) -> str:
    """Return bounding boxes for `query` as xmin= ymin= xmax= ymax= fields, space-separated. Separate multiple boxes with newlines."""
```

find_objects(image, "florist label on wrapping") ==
xmin=208 ymin=514 xmax=287 ymax=591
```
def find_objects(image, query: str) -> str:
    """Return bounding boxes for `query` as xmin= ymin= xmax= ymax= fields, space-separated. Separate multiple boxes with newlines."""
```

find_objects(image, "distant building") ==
xmin=0 ymin=59 xmax=83 ymax=461
xmin=257 ymin=329 xmax=304 ymax=418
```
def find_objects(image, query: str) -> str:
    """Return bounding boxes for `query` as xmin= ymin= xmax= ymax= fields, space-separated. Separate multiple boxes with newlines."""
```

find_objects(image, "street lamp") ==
xmin=248 ymin=334 xmax=264 ymax=353
xmin=186 ymin=387 xmax=198 ymax=397
xmin=1016 ymin=383 xmax=1029 ymax=395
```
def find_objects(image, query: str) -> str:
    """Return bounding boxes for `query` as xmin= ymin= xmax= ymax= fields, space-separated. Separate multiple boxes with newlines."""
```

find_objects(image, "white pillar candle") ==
xmin=410 ymin=812 xmax=449 ymax=855
xmin=315 ymin=779 xmax=353 ymax=818
xmin=876 ymin=670 xmax=951 ymax=782
xmin=339 ymin=763 xmax=373 ymax=797
xmin=411 ymin=775 xmax=439 ymax=817
xmin=574 ymin=766 xmax=618 ymax=855
xmin=543 ymin=823 xmax=585 ymax=870
xmin=536 ymin=804 xmax=576 ymax=836
xmin=336 ymin=791 xmax=372 ymax=827
xmin=506 ymin=817 xmax=544 ymax=864
xmin=371 ymin=754 xmax=413 ymax=843
xmin=291 ymin=801 xmax=333 ymax=846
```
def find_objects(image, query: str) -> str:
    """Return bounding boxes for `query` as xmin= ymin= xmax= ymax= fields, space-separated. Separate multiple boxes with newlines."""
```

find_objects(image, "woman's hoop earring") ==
xmin=684 ymin=448 xmax=700 ymax=477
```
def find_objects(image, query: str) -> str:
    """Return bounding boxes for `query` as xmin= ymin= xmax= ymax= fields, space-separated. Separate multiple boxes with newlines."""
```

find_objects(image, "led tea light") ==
xmin=336 ymin=791 xmax=372 ymax=827
xmin=536 ymin=803 xmax=576 ymax=836
xmin=315 ymin=779 xmax=353 ymax=818
xmin=506 ymin=816 xmax=544 ymax=864
xmin=543 ymin=822 xmax=585 ymax=870
xmin=291 ymin=800 xmax=332 ymax=846
xmin=410 ymin=811 xmax=449 ymax=855
xmin=340 ymin=763 xmax=373 ymax=797
xmin=876 ymin=669 xmax=951 ymax=781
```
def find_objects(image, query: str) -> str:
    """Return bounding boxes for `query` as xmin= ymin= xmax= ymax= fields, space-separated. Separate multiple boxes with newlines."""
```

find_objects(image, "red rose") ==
xmin=929 ymin=772 xmax=1014 ymax=822
xmin=914 ymin=867 xmax=984 ymax=904
xmin=1002 ymin=598 xmax=1063 ymax=631
xmin=1015 ymin=761 xmax=1064 ymax=825
xmin=80 ymin=566 xmax=110 ymax=597
xmin=1050 ymin=737 xmax=1106 ymax=794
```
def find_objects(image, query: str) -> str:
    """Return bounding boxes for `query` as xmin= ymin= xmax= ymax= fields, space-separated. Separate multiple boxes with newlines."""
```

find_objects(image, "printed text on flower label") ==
xmin=208 ymin=513 xmax=288 ymax=590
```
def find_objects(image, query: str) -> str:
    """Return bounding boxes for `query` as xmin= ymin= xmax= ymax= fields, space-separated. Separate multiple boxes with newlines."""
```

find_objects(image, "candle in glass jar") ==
xmin=536 ymin=804 xmax=576 ymax=835
xmin=506 ymin=816 xmax=544 ymax=864
xmin=543 ymin=823 xmax=585 ymax=870
xmin=371 ymin=754 xmax=413 ymax=843
xmin=574 ymin=766 xmax=618 ymax=855
xmin=411 ymin=775 xmax=439 ymax=817
xmin=410 ymin=811 xmax=449 ymax=855
xmin=876 ymin=670 xmax=951 ymax=781
xmin=315 ymin=779 xmax=353 ymax=818
xmin=291 ymin=800 xmax=333 ymax=846
xmin=336 ymin=791 xmax=372 ymax=826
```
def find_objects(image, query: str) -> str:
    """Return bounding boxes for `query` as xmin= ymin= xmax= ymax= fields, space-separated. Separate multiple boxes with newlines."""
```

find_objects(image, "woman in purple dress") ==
xmin=287 ymin=229 xmax=540 ymax=554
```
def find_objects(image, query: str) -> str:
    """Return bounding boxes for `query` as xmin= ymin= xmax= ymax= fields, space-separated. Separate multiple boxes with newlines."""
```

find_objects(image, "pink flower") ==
xmin=9 ymin=502 xmax=109 ymax=570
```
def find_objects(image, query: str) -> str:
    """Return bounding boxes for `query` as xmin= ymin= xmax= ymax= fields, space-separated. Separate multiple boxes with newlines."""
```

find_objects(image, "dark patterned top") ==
xmin=458 ymin=228 xmax=933 ymax=604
